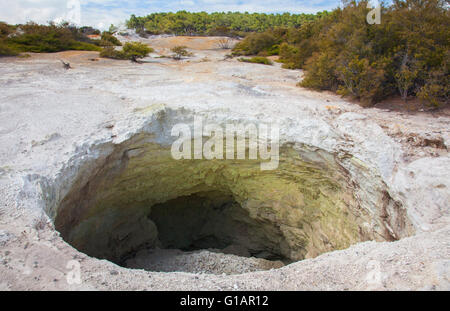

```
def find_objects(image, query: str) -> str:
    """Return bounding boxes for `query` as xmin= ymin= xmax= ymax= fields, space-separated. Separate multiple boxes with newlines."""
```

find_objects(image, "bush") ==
xmin=217 ymin=38 xmax=234 ymax=49
xmin=171 ymin=46 xmax=192 ymax=60
xmin=4 ymin=22 xmax=101 ymax=53
xmin=123 ymin=42 xmax=153 ymax=61
xmin=292 ymin=0 xmax=450 ymax=106
xmin=100 ymin=46 xmax=126 ymax=59
xmin=279 ymin=43 xmax=301 ymax=69
xmin=100 ymin=32 xmax=122 ymax=46
xmin=232 ymin=32 xmax=278 ymax=56
xmin=0 ymin=40 xmax=19 ymax=56
xmin=69 ymin=41 xmax=102 ymax=52
xmin=238 ymin=56 xmax=273 ymax=65
xmin=266 ymin=44 xmax=280 ymax=56
xmin=335 ymin=57 xmax=387 ymax=104
xmin=101 ymin=42 xmax=153 ymax=62
xmin=299 ymin=52 xmax=338 ymax=91
xmin=417 ymin=69 xmax=450 ymax=107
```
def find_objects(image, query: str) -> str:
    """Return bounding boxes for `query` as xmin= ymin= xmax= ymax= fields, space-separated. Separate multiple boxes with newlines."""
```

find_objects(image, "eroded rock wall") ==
xmin=53 ymin=109 xmax=414 ymax=264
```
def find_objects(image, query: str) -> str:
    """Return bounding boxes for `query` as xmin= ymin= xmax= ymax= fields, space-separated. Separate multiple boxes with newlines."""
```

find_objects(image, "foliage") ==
xmin=99 ymin=46 xmax=126 ymax=59
xmin=126 ymin=11 xmax=325 ymax=36
xmin=0 ymin=22 xmax=101 ymax=54
xmin=417 ymin=61 xmax=450 ymax=107
xmin=100 ymin=32 xmax=122 ymax=46
xmin=335 ymin=56 xmax=387 ymax=104
xmin=0 ymin=22 xmax=15 ymax=38
xmin=0 ymin=40 xmax=19 ymax=56
xmin=100 ymin=42 xmax=153 ymax=62
xmin=233 ymin=0 xmax=449 ymax=107
xmin=279 ymin=43 xmax=301 ymax=69
xmin=171 ymin=46 xmax=193 ymax=60
xmin=232 ymin=31 xmax=280 ymax=56
xmin=79 ymin=26 xmax=101 ymax=35
xmin=238 ymin=56 xmax=273 ymax=65
xmin=123 ymin=42 xmax=153 ymax=61
xmin=300 ymin=52 xmax=339 ymax=91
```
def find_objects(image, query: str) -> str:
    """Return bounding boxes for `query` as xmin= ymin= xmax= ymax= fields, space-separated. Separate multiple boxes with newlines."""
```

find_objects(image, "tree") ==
xmin=289 ymin=0 xmax=449 ymax=106
xmin=126 ymin=11 xmax=321 ymax=36
xmin=122 ymin=42 xmax=153 ymax=62
xmin=394 ymin=54 xmax=418 ymax=102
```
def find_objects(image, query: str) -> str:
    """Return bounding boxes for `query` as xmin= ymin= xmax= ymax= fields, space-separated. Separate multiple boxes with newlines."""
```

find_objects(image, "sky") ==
xmin=0 ymin=0 xmax=341 ymax=29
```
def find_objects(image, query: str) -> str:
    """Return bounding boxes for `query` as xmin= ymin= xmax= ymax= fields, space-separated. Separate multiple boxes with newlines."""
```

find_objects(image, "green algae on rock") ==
xmin=55 ymin=132 xmax=413 ymax=267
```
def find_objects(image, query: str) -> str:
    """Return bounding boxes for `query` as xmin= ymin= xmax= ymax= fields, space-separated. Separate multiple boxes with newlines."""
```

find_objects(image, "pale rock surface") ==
xmin=0 ymin=36 xmax=448 ymax=290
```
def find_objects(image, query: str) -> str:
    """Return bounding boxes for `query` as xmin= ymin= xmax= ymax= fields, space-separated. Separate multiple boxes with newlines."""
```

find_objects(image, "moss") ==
xmin=56 ymin=139 xmax=371 ymax=262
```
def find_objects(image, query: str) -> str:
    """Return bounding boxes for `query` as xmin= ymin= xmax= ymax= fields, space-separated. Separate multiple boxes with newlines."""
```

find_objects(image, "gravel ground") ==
xmin=125 ymin=248 xmax=284 ymax=275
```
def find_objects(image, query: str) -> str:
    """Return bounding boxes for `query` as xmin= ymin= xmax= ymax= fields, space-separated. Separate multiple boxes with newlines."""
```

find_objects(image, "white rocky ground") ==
xmin=0 ymin=36 xmax=448 ymax=290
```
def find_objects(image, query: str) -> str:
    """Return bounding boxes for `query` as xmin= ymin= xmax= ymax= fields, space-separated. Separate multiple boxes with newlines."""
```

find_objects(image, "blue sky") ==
xmin=0 ymin=0 xmax=341 ymax=29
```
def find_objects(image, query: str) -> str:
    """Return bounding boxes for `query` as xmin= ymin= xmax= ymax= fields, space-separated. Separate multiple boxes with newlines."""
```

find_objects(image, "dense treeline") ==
xmin=0 ymin=22 xmax=103 ymax=55
xmin=126 ymin=11 xmax=327 ymax=36
xmin=233 ymin=0 xmax=449 ymax=107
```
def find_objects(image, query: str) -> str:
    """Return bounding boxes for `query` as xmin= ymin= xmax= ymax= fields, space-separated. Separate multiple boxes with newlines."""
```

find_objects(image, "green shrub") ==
xmin=101 ymin=42 xmax=153 ymax=62
xmin=266 ymin=44 xmax=280 ymax=56
xmin=100 ymin=46 xmax=126 ymax=59
xmin=295 ymin=0 xmax=450 ymax=106
xmin=279 ymin=43 xmax=301 ymax=69
xmin=238 ymin=56 xmax=273 ymax=65
xmin=100 ymin=32 xmax=122 ymax=46
xmin=69 ymin=41 xmax=102 ymax=52
xmin=232 ymin=32 xmax=278 ymax=56
xmin=417 ymin=69 xmax=450 ymax=107
xmin=335 ymin=57 xmax=387 ymax=104
xmin=171 ymin=46 xmax=192 ymax=60
xmin=299 ymin=52 xmax=338 ymax=91
xmin=0 ymin=40 xmax=19 ymax=56
xmin=99 ymin=40 xmax=114 ymax=47
xmin=123 ymin=42 xmax=153 ymax=61
xmin=4 ymin=23 xmax=101 ymax=53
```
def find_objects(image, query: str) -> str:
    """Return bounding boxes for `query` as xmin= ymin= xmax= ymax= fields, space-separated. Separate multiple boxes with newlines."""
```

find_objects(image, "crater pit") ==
xmin=48 ymin=113 xmax=414 ymax=275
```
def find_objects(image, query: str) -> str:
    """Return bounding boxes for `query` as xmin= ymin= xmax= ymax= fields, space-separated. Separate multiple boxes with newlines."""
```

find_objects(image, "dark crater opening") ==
xmin=52 ymin=137 xmax=414 ymax=275
xmin=147 ymin=191 xmax=289 ymax=261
